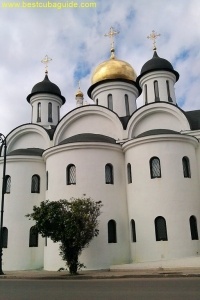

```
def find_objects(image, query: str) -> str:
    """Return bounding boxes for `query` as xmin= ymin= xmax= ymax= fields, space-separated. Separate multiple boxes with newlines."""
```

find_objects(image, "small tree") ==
xmin=26 ymin=196 xmax=102 ymax=275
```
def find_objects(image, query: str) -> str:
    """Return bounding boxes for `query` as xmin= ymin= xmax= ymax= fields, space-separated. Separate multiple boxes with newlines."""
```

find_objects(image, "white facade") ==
xmin=1 ymin=49 xmax=200 ymax=271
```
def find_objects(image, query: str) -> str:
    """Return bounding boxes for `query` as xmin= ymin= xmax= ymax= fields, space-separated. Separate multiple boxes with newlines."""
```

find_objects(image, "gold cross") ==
xmin=147 ymin=30 xmax=161 ymax=51
xmin=41 ymin=55 xmax=52 ymax=74
xmin=104 ymin=27 xmax=119 ymax=50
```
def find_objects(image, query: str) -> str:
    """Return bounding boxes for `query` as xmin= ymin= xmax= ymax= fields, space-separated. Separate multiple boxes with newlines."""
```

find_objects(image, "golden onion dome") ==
xmin=75 ymin=89 xmax=84 ymax=97
xmin=91 ymin=49 xmax=137 ymax=84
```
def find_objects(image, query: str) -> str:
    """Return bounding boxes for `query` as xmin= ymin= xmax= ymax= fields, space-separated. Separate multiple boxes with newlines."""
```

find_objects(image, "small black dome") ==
xmin=137 ymin=51 xmax=179 ymax=82
xmin=27 ymin=74 xmax=65 ymax=103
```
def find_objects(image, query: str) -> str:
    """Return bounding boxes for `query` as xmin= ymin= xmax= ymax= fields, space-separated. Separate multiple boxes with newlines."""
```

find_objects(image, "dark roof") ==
xmin=185 ymin=110 xmax=200 ymax=130
xmin=59 ymin=133 xmax=116 ymax=145
xmin=7 ymin=148 xmax=44 ymax=156
xmin=137 ymin=51 xmax=179 ymax=82
xmin=136 ymin=129 xmax=180 ymax=138
xmin=27 ymin=74 xmax=65 ymax=104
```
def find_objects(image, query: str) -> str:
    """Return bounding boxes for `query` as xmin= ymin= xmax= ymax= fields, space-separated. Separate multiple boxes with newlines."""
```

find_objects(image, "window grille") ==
xmin=31 ymin=175 xmax=40 ymax=193
xmin=155 ymin=216 xmax=168 ymax=241
xmin=131 ymin=219 xmax=136 ymax=242
xmin=150 ymin=157 xmax=161 ymax=178
xmin=5 ymin=175 xmax=11 ymax=194
xmin=108 ymin=94 xmax=113 ymax=110
xmin=127 ymin=163 xmax=132 ymax=184
xmin=108 ymin=220 xmax=117 ymax=243
xmin=29 ymin=226 xmax=38 ymax=247
xmin=67 ymin=164 xmax=76 ymax=185
xmin=182 ymin=156 xmax=191 ymax=178
xmin=105 ymin=164 xmax=114 ymax=184
xmin=190 ymin=215 xmax=199 ymax=240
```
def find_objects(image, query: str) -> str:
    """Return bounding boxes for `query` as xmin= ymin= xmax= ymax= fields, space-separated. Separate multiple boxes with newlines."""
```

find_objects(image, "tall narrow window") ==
xmin=48 ymin=102 xmax=53 ymax=122
xmin=31 ymin=175 xmax=40 ymax=193
xmin=37 ymin=102 xmax=41 ymax=122
xmin=190 ymin=216 xmax=199 ymax=240
xmin=105 ymin=164 xmax=114 ymax=184
xmin=66 ymin=164 xmax=76 ymax=185
xmin=108 ymin=220 xmax=117 ymax=243
xmin=166 ymin=80 xmax=173 ymax=102
xmin=131 ymin=219 xmax=136 ymax=242
xmin=46 ymin=171 xmax=48 ymax=191
xmin=96 ymin=98 xmax=99 ymax=105
xmin=57 ymin=106 xmax=60 ymax=121
xmin=108 ymin=94 xmax=113 ymax=111
xmin=127 ymin=163 xmax=132 ymax=184
xmin=29 ymin=226 xmax=38 ymax=247
xmin=125 ymin=94 xmax=130 ymax=116
xmin=182 ymin=156 xmax=191 ymax=178
xmin=2 ymin=227 xmax=8 ymax=248
xmin=45 ymin=237 xmax=47 ymax=247
xmin=144 ymin=84 xmax=148 ymax=104
xmin=155 ymin=216 xmax=168 ymax=241
xmin=150 ymin=157 xmax=161 ymax=178
xmin=154 ymin=81 xmax=160 ymax=102
xmin=5 ymin=175 xmax=11 ymax=194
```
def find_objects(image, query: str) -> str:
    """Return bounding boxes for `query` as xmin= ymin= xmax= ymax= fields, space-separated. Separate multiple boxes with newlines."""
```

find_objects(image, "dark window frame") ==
xmin=105 ymin=164 xmax=114 ymax=184
xmin=108 ymin=94 xmax=113 ymax=111
xmin=131 ymin=219 xmax=136 ymax=242
xmin=108 ymin=220 xmax=117 ymax=243
xmin=182 ymin=156 xmax=191 ymax=178
xmin=190 ymin=215 xmax=199 ymax=240
xmin=155 ymin=216 xmax=168 ymax=241
xmin=31 ymin=175 xmax=40 ymax=193
xmin=127 ymin=163 xmax=132 ymax=184
xmin=5 ymin=175 xmax=11 ymax=194
xmin=48 ymin=102 xmax=53 ymax=122
xmin=150 ymin=157 xmax=161 ymax=179
xmin=66 ymin=164 xmax=76 ymax=185
xmin=29 ymin=226 xmax=38 ymax=247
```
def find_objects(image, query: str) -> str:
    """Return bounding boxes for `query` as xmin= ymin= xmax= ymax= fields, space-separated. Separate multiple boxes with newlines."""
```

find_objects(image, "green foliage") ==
xmin=26 ymin=196 xmax=102 ymax=275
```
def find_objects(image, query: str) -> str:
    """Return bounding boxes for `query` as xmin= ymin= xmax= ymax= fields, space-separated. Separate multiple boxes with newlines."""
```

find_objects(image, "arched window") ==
xmin=48 ymin=102 xmax=53 ymax=122
xmin=31 ymin=175 xmax=40 ymax=193
xmin=190 ymin=215 xmax=199 ymax=240
xmin=5 ymin=175 xmax=11 ymax=194
xmin=108 ymin=220 xmax=117 ymax=243
xmin=37 ymin=102 xmax=41 ymax=122
xmin=125 ymin=94 xmax=130 ymax=116
xmin=182 ymin=156 xmax=191 ymax=178
xmin=127 ymin=163 xmax=132 ymax=184
xmin=2 ymin=227 xmax=8 ymax=248
xmin=166 ymin=80 xmax=173 ymax=102
xmin=155 ymin=216 xmax=168 ymax=241
xmin=29 ymin=226 xmax=38 ymax=247
xmin=46 ymin=171 xmax=48 ymax=191
xmin=131 ymin=219 xmax=136 ymax=242
xmin=66 ymin=164 xmax=76 ymax=185
xmin=154 ymin=80 xmax=160 ymax=102
xmin=144 ymin=84 xmax=148 ymax=104
xmin=150 ymin=157 xmax=161 ymax=178
xmin=105 ymin=164 xmax=114 ymax=184
xmin=108 ymin=94 xmax=113 ymax=110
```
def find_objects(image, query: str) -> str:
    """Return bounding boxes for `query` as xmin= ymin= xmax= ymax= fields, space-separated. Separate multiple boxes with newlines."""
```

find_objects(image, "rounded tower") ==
xmin=88 ymin=28 xmax=141 ymax=117
xmin=27 ymin=71 xmax=65 ymax=128
xmin=137 ymin=51 xmax=179 ymax=106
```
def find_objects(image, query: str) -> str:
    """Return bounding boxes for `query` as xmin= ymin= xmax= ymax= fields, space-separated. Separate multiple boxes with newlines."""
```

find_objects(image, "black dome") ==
xmin=137 ymin=51 xmax=179 ymax=82
xmin=27 ymin=74 xmax=65 ymax=103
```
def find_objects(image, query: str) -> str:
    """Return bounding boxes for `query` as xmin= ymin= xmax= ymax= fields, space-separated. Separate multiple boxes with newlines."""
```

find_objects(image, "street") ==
xmin=0 ymin=278 xmax=200 ymax=300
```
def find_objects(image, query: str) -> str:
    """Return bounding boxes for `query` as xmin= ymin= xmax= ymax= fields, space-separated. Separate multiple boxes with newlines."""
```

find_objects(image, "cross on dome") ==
xmin=104 ymin=27 xmax=120 ymax=58
xmin=41 ymin=55 xmax=52 ymax=74
xmin=147 ymin=30 xmax=161 ymax=51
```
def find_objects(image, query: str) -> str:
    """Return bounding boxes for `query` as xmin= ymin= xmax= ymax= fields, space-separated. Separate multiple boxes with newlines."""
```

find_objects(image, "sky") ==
xmin=0 ymin=0 xmax=200 ymax=135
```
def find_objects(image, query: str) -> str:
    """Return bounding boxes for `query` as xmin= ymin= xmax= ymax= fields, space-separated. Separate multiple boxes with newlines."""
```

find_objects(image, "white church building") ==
xmin=1 ymin=30 xmax=200 ymax=271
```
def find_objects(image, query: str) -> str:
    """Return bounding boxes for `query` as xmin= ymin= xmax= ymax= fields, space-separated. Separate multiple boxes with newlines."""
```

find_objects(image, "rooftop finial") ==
xmin=104 ymin=26 xmax=119 ymax=58
xmin=41 ymin=55 xmax=52 ymax=74
xmin=147 ymin=30 xmax=161 ymax=51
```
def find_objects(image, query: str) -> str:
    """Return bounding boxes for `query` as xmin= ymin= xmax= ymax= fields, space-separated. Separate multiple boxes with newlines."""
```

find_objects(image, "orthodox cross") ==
xmin=147 ymin=30 xmax=161 ymax=51
xmin=41 ymin=55 xmax=52 ymax=74
xmin=104 ymin=26 xmax=120 ymax=50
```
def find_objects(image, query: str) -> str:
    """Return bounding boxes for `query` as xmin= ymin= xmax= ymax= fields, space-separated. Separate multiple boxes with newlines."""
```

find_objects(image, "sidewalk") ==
xmin=1 ymin=268 xmax=200 ymax=280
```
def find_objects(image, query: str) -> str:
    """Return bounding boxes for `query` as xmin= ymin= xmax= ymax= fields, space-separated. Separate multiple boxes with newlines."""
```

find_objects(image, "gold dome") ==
xmin=75 ymin=89 xmax=84 ymax=97
xmin=91 ymin=55 xmax=137 ymax=84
